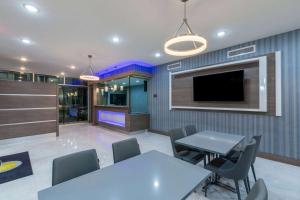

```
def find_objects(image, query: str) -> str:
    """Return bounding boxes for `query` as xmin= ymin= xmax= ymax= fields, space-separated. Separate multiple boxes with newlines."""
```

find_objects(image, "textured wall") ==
xmin=149 ymin=29 xmax=300 ymax=160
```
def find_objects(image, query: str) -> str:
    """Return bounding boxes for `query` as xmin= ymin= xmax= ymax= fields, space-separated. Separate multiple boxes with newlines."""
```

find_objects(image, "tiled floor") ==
xmin=0 ymin=123 xmax=299 ymax=200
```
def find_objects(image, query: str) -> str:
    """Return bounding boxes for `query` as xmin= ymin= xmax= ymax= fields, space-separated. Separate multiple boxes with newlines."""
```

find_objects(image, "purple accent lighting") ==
xmin=98 ymin=110 xmax=126 ymax=127
xmin=96 ymin=60 xmax=154 ymax=79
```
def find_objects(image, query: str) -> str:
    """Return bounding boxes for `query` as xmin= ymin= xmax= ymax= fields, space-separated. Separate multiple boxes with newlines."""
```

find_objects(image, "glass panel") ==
xmin=35 ymin=74 xmax=45 ymax=82
xmin=0 ymin=70 xmax=8 ymax=80
xmin=45 ymin=75 xmax=58 ymax=83
xmin=129 ymin=77 xmax=148 ymax=114
xmin=14 ymin=72 xmax=33 ymax=82
xmin=96 ymin=77 xmax=129 ymax=106
xmin=58 ymin=86 xmax=88 ymax=123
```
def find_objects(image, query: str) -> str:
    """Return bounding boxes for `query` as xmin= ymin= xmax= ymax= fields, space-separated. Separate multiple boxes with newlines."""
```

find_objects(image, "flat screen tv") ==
xmin=193 ymin=70 xmax=244 ymax=101
xmin=110 ymin=93 xmax=127 ymax=105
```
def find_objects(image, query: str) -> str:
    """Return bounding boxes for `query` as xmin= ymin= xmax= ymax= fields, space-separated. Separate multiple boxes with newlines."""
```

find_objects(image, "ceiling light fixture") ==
xmin=21 ymin=38 xmax=31 ymax=44
xmin=155 ymin=52 xmax=161 ymax=58
xmin=164 ymin=0 xmax=207 ymax=57
xmin=70 ymin=65 xmax=76 ymax=69
xmin=79 ymin=55 xmax=100 ymax=81
xmin=20 ymin=66 xmax=26 ymax=71
xmin=23 ymin=4 xmax=39 ymax=13
xmin=60 ymin=72 xmax=65 ymax=76
xmin=112 ymin=36 xmax=120 ymax=43
xmin=20 ymin=57 xmax=27 ymax=62
xmin=217 ymin=31 xmax=226 ymax=38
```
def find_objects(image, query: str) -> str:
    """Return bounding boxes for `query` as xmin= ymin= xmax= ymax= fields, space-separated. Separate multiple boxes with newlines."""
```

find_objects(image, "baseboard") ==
xmin=257 ymin=152 xmax=300 ymax=167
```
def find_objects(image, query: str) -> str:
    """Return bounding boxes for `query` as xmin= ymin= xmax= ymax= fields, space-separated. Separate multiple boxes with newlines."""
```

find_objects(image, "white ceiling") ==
xmin=0 ymin=0 xmax=299 ymax=77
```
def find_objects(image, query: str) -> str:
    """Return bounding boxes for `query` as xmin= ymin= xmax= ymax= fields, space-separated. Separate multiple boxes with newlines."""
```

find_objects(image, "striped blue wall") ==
xmin=149 ymin=29 xmax=300 ymax=160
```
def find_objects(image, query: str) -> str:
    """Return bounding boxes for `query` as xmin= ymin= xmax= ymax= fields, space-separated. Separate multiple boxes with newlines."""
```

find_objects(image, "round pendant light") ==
xmin=164 ymin=0 xmax=207 ymax=57
xmin=80 ymin=55 xmax=100 ymax=81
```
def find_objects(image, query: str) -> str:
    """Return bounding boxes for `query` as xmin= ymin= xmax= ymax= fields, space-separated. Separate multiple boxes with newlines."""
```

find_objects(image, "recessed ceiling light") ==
xmin=60 ymin=72 xmax=65 ymax=76
xmin=217 ymin=31 xmax=226 ymax=38
xmin=20 ymin=57 xmax=27 ymax=62
xmin=20 ymin=66 xmax=26 ymax=71
xmin=23 ymin=4 xmax=39 ymax=13
xmin=70 ymin=65 xmax=76 ymax=69
xmin=21 ymin=38 xmax=31 ymax=44
xmin=155 ymin=52 xmax=161 ymax=58
xmin=112 ymin=36 xmax=120 ymax=43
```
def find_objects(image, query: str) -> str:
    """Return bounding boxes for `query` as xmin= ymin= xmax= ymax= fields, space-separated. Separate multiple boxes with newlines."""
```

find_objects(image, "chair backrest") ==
xmin=168 ymin=128 xmax=186 ymax=156
xmin=112 ymin=138 xmax=141 ymax=163
xmin=184 ymin=125 xmax=197 ymax=136
xmin=52 ymin=149 xmax=100 ymax=186
xmin=252 ymin=135 xmax=262 ymax=164
xmin=246 ymin=179 xmax=268 ymax=200
xmin=231 ymin=139 xmax=257 ymax=180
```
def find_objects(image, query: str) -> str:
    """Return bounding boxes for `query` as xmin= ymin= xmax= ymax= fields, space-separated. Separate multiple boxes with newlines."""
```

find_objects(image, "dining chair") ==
xmin=112 ymin=138 xmax=141 ymax=163
xmin=246 ymin=179 xmax=268 ymax=200
xmin=184 ymin=125 xmax=197 ymax=136
xmin=168 ymin=128 xmax=205 ymax=165
xmin=52 ymin=149 xmax=100 ymax=186
xmin=226 ymin=135 xmax=262 ymax=182
xmin=205 ymin=140 xmax=257 ymax=200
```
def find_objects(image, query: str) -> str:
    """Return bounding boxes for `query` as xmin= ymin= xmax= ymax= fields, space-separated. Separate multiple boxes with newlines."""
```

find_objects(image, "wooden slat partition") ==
xmin=0 ymin=80 xmax=58 ymax=140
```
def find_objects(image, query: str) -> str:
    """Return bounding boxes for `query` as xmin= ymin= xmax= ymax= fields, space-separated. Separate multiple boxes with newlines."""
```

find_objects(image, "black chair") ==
xmin=205 ymin=140 xmax=257 ymax=200
xmin=184 ymin=125 xmax=197 ymax=136
xmin=52 ymin=149 xmax=100 ymax=186
xmin=168 ymin=128 xmax=205 ymax=165
xmin=112 ymin=138 xmax=141 ymax=163
xmin=227 ymin=135 xmax=262 ymax=182
xmin=246 ymin=179 xmax=268 ymax=200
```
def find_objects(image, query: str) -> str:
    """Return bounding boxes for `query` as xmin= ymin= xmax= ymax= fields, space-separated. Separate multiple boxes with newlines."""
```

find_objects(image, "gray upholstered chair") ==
xmin=227 ymin=135 xmax=262 ymax=182
xmin=52 ymin=149 xmax=100 ymax=186
xmin=112 ymin=138 xmax=141 ymax=163
xmin=168 ymin=128 xmax=205 ymax=165
xmin=184 ymin=125 xmax=197 ymax=136
xmin=205 ymin=140 xmax=257 ymax=200
xmin=246 ymin=179 xmax=268 ymax=200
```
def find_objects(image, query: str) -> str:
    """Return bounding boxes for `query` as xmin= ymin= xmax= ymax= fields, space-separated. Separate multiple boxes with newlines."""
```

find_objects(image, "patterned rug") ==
xmin=0 ymin=152 xmax=33 ymax=184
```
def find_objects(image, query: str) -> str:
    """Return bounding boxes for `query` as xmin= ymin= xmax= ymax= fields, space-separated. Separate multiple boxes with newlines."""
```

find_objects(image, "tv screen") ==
xmin=110 ymin=93 xmax=127 ymax=105
xmin=193 ymin=70 xmax=244 ymax=101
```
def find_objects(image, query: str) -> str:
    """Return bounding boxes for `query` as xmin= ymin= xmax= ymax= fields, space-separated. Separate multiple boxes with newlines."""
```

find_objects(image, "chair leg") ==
xmin=251 ymin=164 xmax=257 ymax=182
xmin=234 ymin=180 xmax=242 ymax=200
xmin=243 ymin=179 xmax=249 ymax=194
xmin=247 ymin=176 xmax=251 ymax=190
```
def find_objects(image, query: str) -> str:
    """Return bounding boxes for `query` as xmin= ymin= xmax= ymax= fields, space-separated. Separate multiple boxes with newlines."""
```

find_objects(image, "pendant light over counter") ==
xmin=164 ymin=0 xmax=207 ymax=57
xmin=79 ymin=55 xmax=100 ymax=81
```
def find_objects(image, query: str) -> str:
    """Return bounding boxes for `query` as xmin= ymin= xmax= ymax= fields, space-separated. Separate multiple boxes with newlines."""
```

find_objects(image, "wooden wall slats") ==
xmin=0 ymin=121 xmax=57 ymax=140
xmin=0 ymin=80 xmax=58 ymax=140
xmin=0 ymin=80 xmax=56 ymax=95
xmin=0 ymin=109 xmax=56 ymax=124
xmin=0 ymin=96 xmax=56 ymax=109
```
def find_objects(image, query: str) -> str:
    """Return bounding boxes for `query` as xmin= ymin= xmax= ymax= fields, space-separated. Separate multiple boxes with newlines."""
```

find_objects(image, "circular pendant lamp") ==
xmin=80 ymin=55 xmax=100 ymax=81
xmin=164 ymin=0 xmax=207 ymax=57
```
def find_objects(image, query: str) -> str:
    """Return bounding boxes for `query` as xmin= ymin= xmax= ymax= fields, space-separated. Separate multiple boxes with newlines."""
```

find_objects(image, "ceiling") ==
xmin=0 ymin=0 xmax=299 ymax=77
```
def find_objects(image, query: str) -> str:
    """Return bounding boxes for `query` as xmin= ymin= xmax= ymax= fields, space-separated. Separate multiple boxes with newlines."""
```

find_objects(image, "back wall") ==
xmin=149 ymin=29 xmax=300 ymax=160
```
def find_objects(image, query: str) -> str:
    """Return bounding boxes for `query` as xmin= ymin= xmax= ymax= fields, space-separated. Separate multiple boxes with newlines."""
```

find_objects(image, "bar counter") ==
xmin=93 ymin=105 xmax=149 ymax=132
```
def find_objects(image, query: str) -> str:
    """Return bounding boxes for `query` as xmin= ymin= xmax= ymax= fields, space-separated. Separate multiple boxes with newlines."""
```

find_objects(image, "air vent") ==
xmin=167 ymin=62 xmax=181 ymax=71
xmin=227 ymin=45 xmax=256 ymax=58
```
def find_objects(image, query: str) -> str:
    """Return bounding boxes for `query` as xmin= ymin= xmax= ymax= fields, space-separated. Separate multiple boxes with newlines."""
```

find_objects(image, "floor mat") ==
xmin=0 ymin=152 xmax=33 ymax=184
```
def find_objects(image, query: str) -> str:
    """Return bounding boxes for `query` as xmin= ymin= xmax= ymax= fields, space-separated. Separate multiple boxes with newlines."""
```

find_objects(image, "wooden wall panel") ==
xmin=172 ymin=62 xmax=260 ymax=109
xmin=0 ymin=121 xmax=57 ymax=140
xmin=0 ymin=109 xmax=56 ymax=124
xmin=0 ymin=80 xmax=58 ymax=140
xmin=0 ymin=80 xmax=56 ymax=95
xmin=0 ymin=96 xmax=56 ymax=109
